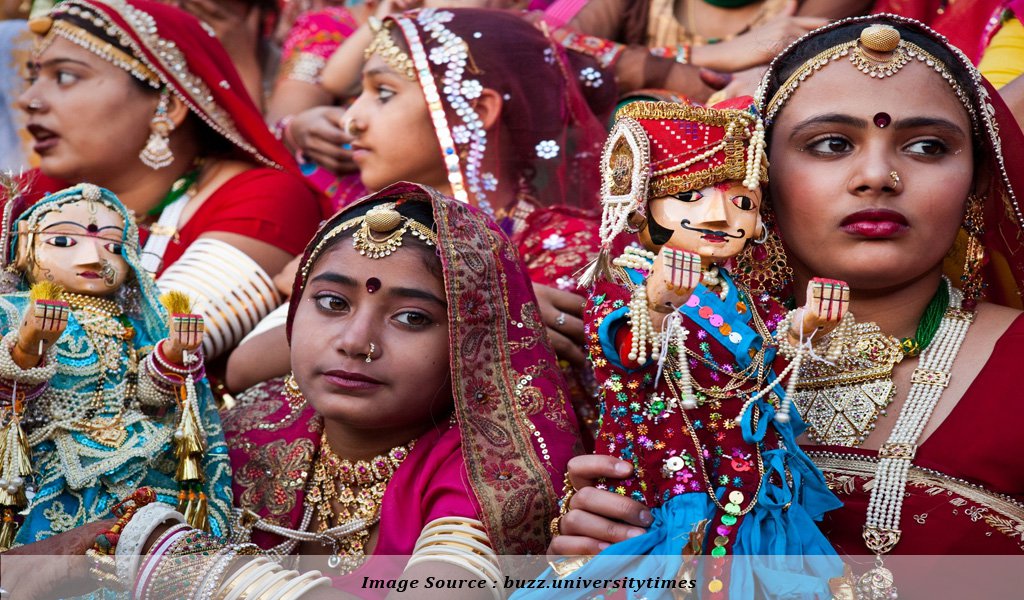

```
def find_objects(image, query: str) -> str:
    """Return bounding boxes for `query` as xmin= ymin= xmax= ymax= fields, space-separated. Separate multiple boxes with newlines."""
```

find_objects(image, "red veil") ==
xmin=383 ymin=8 xmax=614 ymax=222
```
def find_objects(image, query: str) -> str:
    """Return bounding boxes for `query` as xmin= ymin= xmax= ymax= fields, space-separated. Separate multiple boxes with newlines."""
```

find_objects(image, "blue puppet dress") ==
xmin=0 ymin=293 xmax=233 ymax=545
xmin=519 ymin=260 xmax=843 ymax=600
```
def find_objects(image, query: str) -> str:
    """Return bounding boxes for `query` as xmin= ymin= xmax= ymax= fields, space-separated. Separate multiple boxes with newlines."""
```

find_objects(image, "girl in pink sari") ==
xmin=0 ymin=181 xmax=582 ymax=598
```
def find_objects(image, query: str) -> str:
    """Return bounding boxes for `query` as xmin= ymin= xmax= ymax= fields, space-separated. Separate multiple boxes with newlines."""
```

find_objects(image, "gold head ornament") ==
xmin=763 ymin=24 xmax=973 ymax=124
xmin=301 ymin=202 xmax=438 ymax=281
xmin=365 ymin=17 xmax=416 ymax=81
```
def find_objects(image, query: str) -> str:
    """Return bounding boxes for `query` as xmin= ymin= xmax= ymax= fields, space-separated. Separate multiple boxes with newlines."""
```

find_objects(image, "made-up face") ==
xmin=767 ymin=59 xmax=974 ymax=290
xmin=288 ymin=237 xmax=452 ymax=433
xmin=19 ymin=200 xmax=130 ymax=296
xmin=646 ymin=181 xmax=763 ymax=265
xmin=344 ymin=53 xmax=450 ymax=195
xmin=19 ymin=37 xmax=160 ymax=185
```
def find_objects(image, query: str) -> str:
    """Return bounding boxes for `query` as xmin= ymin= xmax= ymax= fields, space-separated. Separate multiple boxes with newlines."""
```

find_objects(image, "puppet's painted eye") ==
xmin=731 ymin=195 xmax=756 ymax=211
xmin=671 ymin=191 xmax=702 ymax=203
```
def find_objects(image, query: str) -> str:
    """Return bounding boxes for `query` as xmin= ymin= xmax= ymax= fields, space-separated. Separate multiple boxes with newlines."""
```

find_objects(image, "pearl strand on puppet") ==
xmin=742 ymin=118 xmax=766 ymax=191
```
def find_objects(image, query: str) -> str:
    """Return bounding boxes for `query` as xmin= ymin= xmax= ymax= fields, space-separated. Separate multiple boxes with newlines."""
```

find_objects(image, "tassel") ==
xmin=159 ymin=290 xmax=193 ymax=316
xmin=0 ymin=507 xmax=16 ymax=551
xmin=173 ymin=374 xmax=209 ymax=531
xmin=576 ymin=249 xmax=613 ymax=289
xmin=0 ymin=412 xmax=31 ymax=508
xmin=28 ymin=281 xmax=65 ymax=302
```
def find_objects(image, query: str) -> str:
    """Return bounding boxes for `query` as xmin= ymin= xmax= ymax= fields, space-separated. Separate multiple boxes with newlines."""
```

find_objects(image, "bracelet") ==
xmin=154 ymin=340 xmax=204 ymax=375
xmin=249 ymin=568 xmax=296 ymax=600
xmin=675 ymin=43 xmax=691 ymax=64
xmin=0 ymin=331 xmax=57 ymax=385
xmin=116 ymin=503 xmax=187 ymax=585
xmin=134 ymin=527 xmax=188 ymax=598
xmin=268 ymin=570 xmax=322 ymax=600
xmin=278 ymin=574 xmax=331 ymax=600
xmin=218 ymin=558 xmax=276 ymax=600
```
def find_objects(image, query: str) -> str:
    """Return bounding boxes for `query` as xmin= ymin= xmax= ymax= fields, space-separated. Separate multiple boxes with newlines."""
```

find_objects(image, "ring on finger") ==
xmin=555 ymin=312 xmax=567 ymax=327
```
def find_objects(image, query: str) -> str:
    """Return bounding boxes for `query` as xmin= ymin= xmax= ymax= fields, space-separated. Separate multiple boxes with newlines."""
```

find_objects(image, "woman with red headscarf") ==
xmin=16 ymin=0 xmax=324 ymax=359
xmin=228 ymin=9 xmax=616 ymax=434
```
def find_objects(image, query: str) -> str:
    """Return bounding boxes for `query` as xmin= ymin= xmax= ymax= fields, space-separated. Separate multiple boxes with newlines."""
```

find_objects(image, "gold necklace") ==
xmin=793 ymin=317 xmax=904 ymax=446
xmin=307 ymin=430 xmax=415 ymax=573
xmin=63 ymin=293 xmax=123 ymax=317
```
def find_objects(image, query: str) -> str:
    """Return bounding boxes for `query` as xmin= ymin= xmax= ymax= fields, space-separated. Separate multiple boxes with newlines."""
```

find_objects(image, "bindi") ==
xmin=873 ymin=112 xmax=891 ymax=128
xmin=365 ymin=277 xmax=381 ymax=293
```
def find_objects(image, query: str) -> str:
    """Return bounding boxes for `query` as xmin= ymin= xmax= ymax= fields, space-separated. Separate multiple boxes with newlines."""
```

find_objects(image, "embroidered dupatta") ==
xmin=226 ymin=182 xmax=582 ymax=556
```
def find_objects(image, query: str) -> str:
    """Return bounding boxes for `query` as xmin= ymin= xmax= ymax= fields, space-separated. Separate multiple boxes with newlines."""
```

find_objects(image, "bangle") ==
xmin=116 ymin=503 xmax=186 ymax=585
xmin=154 ymin=340 xmax=203 ymax=375
xmin=218 ymin=558 xmax=276 ymax=600
xmin=134 ymin=527 xmax=188 ymax=598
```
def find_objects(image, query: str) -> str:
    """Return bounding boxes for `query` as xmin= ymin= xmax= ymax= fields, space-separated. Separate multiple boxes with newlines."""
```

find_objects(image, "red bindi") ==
xmin=366 ymin=277 xmax=381 ymax=293
xmin=873 ymin=112 xmax=891 ymax=128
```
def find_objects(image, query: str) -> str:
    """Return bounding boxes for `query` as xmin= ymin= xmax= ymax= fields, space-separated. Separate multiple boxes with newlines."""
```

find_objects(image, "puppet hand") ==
xmin=793 ymin=278 xmax=850 ymax=340
xmin=164 ymin=314 xmax=205 ymax=364
xmin=14 ymin=300 xmax=69 ymax=366
xmin=646 ymin=247 xmax=701 ymax=314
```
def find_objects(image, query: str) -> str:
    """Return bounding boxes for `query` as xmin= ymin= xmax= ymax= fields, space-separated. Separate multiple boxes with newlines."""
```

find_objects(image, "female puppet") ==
xmin=0 ymin=182 xmax=232 ymax=549
xmin=541 ymin=99 xmax=849 ymax=599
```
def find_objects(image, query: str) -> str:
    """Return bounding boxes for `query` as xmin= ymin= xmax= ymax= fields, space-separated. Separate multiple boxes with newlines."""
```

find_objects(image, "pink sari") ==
xmin=222 ymin=183 xmax=582 ymax=586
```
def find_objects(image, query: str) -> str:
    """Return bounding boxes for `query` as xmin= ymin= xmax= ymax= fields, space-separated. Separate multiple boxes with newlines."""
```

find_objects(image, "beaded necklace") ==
xmin=307 ymin=430 xmax=414 ymax=574
xmin=857 ymin=287 xmax=973 ymax=598
xmin=62 ymin=293 xmax=137 ymax=447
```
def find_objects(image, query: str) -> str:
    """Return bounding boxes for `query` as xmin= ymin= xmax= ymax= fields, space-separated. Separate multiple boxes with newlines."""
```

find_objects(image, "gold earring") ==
xmin=958 ymin=193 xmax=986 ymax=310
xmin=140 ymin=89 xmax=175 ymax=170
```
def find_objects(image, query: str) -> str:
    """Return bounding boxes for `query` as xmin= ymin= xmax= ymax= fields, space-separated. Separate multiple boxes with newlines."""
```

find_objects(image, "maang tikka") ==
xmin=140 ymin=88 xmax=175 ymax=170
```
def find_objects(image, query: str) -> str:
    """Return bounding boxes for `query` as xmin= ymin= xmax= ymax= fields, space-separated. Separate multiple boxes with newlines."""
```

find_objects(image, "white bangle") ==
xmin=134 ymin=527 xmax=188 ymax=598
xmin=265 ymin=569 xmax=320 ymax=600
xmin=116 ymin=503 xmax=186 ymax=585
xmin=222 ymin=559 xmax=278 ymax=600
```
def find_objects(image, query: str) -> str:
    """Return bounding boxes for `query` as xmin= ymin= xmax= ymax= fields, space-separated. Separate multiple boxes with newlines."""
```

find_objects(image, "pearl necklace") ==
xmin=859 ymin=286 xmax=973 ymax=596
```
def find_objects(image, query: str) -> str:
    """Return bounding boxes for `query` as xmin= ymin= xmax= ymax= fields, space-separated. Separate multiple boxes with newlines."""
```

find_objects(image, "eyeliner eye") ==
xmin=731 ymin=195 xmax=756 ymax=211
xmin=807 ymin=136 xmax=852 ymax=154
xmin=104 ymin=242 xmax=123 ymax=254
xmin=671 ymin=191 xmax=703 ymax=203
xmin=395 ymin=311 xmax=433 ymax=328
xmin=905 ymin=140 xmax=947 ymax=156
xmin=45 ymin=235 xmax=76 ymax=248
xmin=314 ymin=293 xmax=349 ymax=312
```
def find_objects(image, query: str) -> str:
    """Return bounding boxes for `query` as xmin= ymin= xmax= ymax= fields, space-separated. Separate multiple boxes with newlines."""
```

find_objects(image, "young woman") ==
xmin=229 ymin=9 xmax=615 ymax=436
xmin=0 ymin=182 xmax=582 ymax=599
xmin=17 ymin=0 xmax=324 ymax=358
xmin=548 ymin=13 xmax=1024 ymax=596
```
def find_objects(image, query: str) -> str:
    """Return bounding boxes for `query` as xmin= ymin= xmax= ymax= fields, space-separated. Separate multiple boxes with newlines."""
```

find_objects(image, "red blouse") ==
xmin=809 ymin=313 xmax=1024 ymax=556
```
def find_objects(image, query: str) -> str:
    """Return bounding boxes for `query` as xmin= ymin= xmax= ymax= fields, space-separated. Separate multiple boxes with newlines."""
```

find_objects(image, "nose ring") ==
xmin=343 ymin=118 xmax=362 ymax=138
xmin=27 ymin=98 xmax=43 ymax=111
xmin=365 ymin=342 xmax=376 ymax=363
xmin=889 ymin=170 xmax=901 ymax=190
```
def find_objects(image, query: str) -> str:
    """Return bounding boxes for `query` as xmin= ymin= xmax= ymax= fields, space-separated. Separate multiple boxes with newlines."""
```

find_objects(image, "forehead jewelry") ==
xmin=365 ymin=342 xmax=376 ymax=364
xmin=365 ymin=277 xmax=381 ymax=293
xmin=364 ymin=17 xmax=416 ymax=80
xmin=763 ymin=24 xmax=973 ymax=125
xmin=873 ymin=112 xmax=891 ymax=128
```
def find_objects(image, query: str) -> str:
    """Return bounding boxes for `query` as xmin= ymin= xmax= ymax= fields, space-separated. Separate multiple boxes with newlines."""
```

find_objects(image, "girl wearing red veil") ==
xmin=17 ymin=0 xmax=325 ymax=359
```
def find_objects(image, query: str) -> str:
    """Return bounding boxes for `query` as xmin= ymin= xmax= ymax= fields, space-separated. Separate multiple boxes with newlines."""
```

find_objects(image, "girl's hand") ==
xmin=548 ymin=455 xmax=652 ymax=557
xmin=288 ymin=106 xmax=358 ymax=175
xmin=532 ymin=283 xmax=586 ymax=368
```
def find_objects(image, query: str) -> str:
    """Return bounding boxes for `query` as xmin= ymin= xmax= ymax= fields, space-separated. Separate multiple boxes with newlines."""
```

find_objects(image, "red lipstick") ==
xmin=840 ymin=209 xmax=909 ymax=238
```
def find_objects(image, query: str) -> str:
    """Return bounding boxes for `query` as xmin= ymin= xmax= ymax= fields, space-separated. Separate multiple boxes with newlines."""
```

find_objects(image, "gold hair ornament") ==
xmin=29 ymin=13 xmax=160 ymax=88
xmin=763 ymin=25 xmax=972 ymax=124
xmin=365 ymin=17 xmax=416 ymax=81
xmin=301 ymin=202 xmax=437 ymax=280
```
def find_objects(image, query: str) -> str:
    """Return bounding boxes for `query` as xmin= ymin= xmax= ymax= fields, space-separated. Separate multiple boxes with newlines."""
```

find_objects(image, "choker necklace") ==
xmin=62 ymin=293 xmax=123 ymax=317
xmin=307 ymin=431 xmax=414 ymax=573
xmin=794 ymin=279 xmax=951 ymax=446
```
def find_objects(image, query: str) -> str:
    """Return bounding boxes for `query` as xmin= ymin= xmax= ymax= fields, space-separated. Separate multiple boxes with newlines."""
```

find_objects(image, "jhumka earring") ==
xmin=959 ymin=193 xmax=986 ymax=310
xmin=734 ymin=201 xmax=793 ymax=296
xmin=139 ymin=88 xmax=175 ymax=170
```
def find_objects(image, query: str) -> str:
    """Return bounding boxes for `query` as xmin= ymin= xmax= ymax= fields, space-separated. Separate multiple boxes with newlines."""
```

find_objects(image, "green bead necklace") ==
xmin=899 ymin=280 xmax=949 ymax=357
